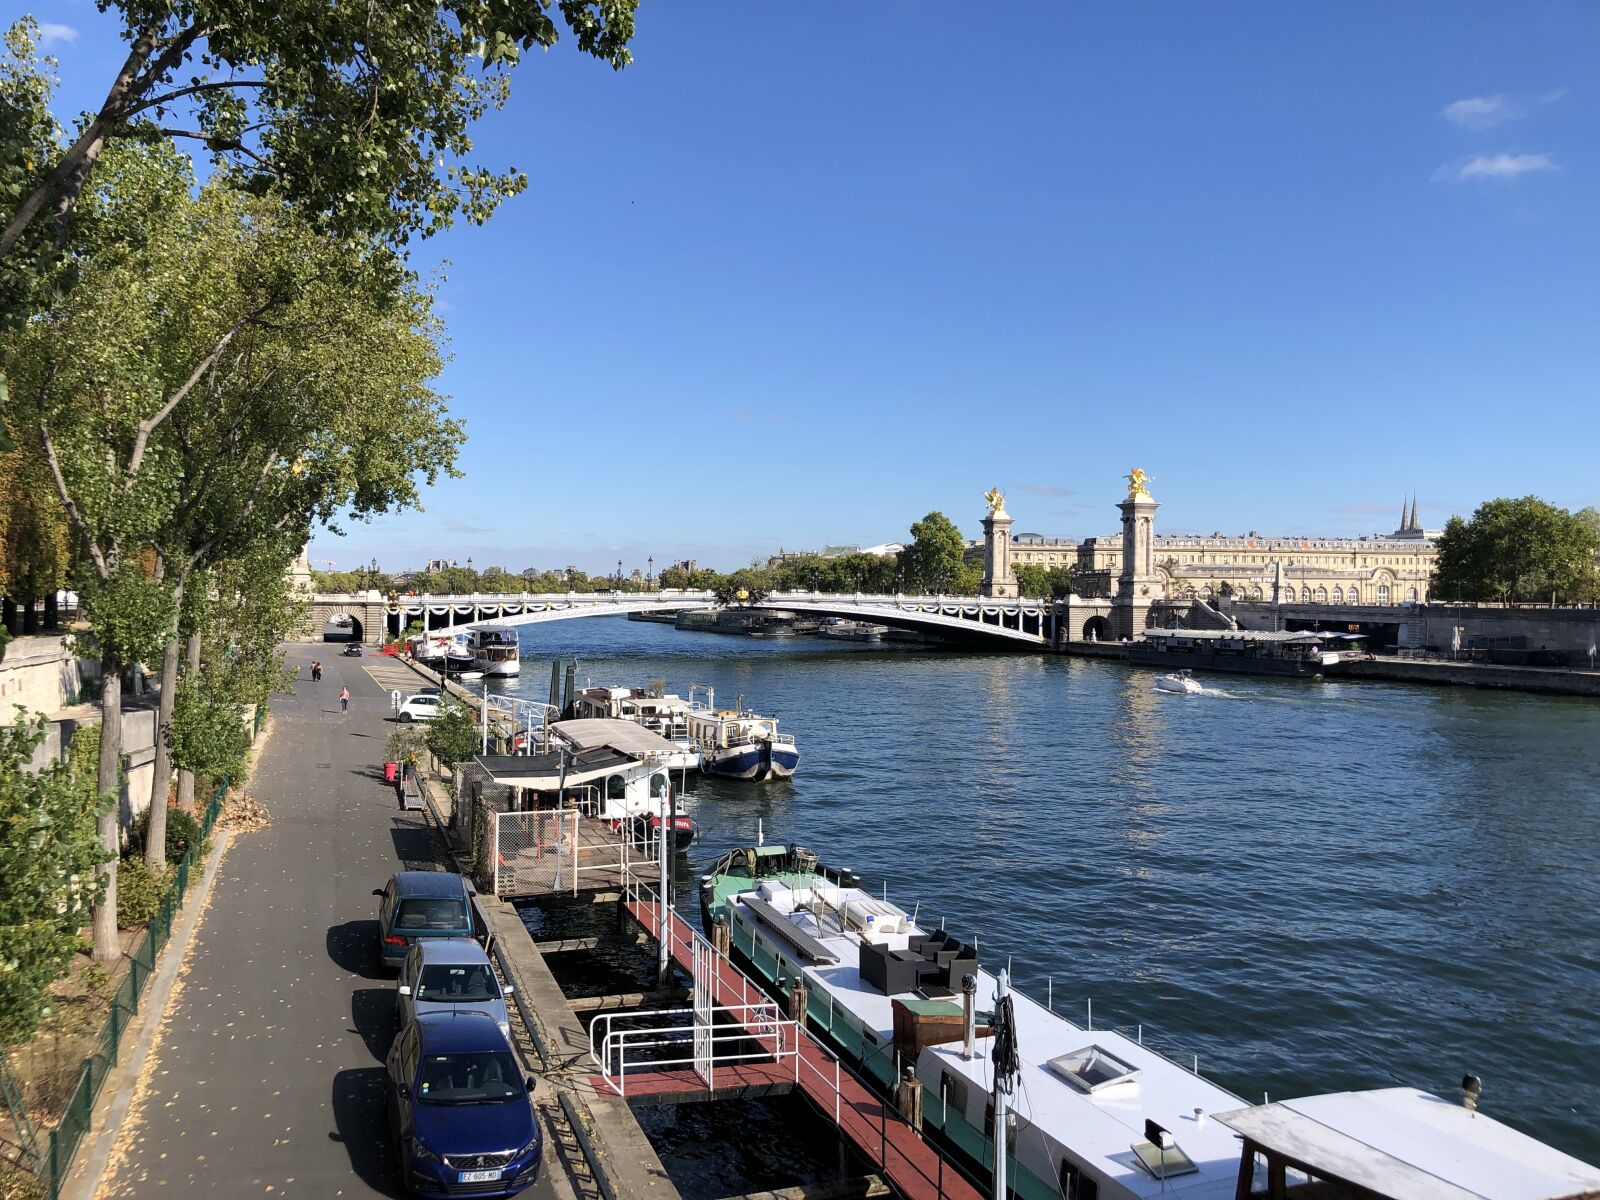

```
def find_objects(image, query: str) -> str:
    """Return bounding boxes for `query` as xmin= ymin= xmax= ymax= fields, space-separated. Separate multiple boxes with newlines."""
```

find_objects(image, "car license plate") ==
xmin=459 ymin=1169 xmax=501 ymax=1183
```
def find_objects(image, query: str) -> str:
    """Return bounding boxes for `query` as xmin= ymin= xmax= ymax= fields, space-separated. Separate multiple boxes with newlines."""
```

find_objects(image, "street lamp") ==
xmin=647 ymin=556 xmax=654 ymax=590
xmin=616 ymin=558 xmax=623 ymax=586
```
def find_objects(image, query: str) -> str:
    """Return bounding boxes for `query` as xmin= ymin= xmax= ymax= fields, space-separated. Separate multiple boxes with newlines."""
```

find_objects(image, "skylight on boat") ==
xmin=1045 ymin=1045 xmax=1141 ymax=1093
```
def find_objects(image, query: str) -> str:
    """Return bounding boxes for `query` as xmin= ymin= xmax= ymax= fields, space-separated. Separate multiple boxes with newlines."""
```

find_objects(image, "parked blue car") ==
xmin=386 ymin=1011 xmax=542 ymax=1197
xmin=374 ymin=872 xmax=475 ymax=972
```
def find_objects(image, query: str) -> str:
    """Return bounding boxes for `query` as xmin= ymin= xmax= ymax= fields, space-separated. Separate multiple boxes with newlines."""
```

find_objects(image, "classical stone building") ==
xmin=972 ymin=489 xmax=1439 ymax=606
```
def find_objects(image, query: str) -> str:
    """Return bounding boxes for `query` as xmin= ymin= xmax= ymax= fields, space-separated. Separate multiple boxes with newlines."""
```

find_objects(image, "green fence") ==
xmin=33 ymin=718 xmax=259 ymax=1198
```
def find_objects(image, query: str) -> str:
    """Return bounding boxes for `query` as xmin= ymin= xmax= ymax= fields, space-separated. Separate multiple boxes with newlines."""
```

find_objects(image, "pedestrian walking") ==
xmin=311 ymin=661 xmax=322 ymax=682
xmin=339 ymin=686 xmax=350 ymax=713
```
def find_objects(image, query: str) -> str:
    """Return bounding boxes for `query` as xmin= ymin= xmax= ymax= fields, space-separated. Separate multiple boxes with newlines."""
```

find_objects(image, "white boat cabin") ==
xmin=470 ymin=718 xmax=680 ymax=824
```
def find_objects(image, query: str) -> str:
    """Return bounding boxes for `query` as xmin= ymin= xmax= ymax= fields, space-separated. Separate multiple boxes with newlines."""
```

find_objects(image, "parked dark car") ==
xmin=342 ymin=643 xmax=364 ymax=656
xmin=375 ymin=872 xmax=476 ymax=971
xmin=386 ymin=1011 xmax=542 ymax=1196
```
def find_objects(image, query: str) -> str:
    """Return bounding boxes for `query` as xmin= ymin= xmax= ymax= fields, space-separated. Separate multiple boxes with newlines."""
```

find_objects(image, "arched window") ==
xmin=1377 ymin=585 xmax=1390 ymax=604
xmin=1315 ymin=586 xmax=1328 ymax=603
xmin=1407 ymin=586 xmax=1418 ymax=602
xmin=1347 ymin=586 xmax=1360 ymax=604
xmin=650 ymin=772 xmax=669 ymax=798
xmin=606 ymin=774 xmax=627 ymax=801
xmin=1200 ymin=584 xmax=1214 ymax=599
xmin=1299 ymin=587 xmax=1312 ymax=603
xmin=1331 ymin=586 xmax=1343 ymax=603
xmin=1249 ymin=585 xmax=1263 ymax=600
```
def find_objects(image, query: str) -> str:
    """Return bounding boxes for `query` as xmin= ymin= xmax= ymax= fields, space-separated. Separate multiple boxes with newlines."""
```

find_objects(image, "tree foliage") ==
xmin=900 ymin=512 xmax=967 ymax=593
xmin=0 ymin=717 xmax=110 ymax=1045
xmin=1014 ymin=564 xmax=1076 ymax=599
xmin=1432 ymin=497 xmax=1600 ymax=604
xmin=424 ymin=698 xmax=479 ymax=768
xmin=0 ymin=2 xmax=637 ymax=303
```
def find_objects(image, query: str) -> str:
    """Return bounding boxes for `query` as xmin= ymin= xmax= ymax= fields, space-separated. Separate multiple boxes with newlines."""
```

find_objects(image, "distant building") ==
xmin=967 ymin=493 xmax=1439 ymax=605
xmin=425 ymin=558 xmax=453 ymax=574
xmin=767 ymin=542 xmax=903 ymax=567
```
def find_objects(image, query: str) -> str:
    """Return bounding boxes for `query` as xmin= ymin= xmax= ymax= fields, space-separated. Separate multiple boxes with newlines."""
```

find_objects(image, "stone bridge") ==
xmin=305 ymin=590 xmax=1065 ymax=648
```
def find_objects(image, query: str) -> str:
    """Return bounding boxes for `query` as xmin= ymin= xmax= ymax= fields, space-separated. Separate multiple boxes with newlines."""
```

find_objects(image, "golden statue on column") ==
xmin=1125 ymin=469 xmax=1152 ymax=501
xmin=982 ymin=487 xmax=1007 ymax=515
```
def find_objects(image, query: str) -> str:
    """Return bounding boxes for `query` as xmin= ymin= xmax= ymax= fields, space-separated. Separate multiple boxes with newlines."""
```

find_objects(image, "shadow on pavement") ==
xmin=330 ymin=1066 xmax=403 ymax=1198
xmin=351 ymin=987 xmax=399 ymax=1061
xmin=350 ymin=766 xmax=391 ymax=784
xmin=389 ymin=821 xmax=438 ymax=870
xmin=328 ymin=919 xmax=388 ymax=979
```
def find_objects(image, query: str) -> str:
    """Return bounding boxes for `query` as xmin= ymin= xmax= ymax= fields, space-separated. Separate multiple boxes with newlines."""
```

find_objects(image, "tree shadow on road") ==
xmin=351 ymin=986 xmax=399 ymax=1061
xmin=330 ymin=1066 xmax=404 ymax=1198
xmin=389 ymin=820 xmax=440 ymax=870
xmin=328 ymin=919 xmax=388 ymax=979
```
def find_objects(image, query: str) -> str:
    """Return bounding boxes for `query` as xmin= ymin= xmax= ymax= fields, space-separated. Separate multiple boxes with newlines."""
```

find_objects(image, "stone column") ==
xmin=1112 ymin=472 xmax=1160 ymax=640
xmin=980 ymin=502 xmax=1018 ymax=599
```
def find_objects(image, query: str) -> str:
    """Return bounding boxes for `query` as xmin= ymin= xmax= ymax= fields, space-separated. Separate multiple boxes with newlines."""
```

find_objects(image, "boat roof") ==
xmin=1214 ymin=1089 xmax=1600 ymax=1200
xmin=474 ymin=748 xmax=637 ymax=788
xmin=738 ymin=878 xmax=1244 ymax=1197
xmin=550 ymin=718 xmax=682 ymax=758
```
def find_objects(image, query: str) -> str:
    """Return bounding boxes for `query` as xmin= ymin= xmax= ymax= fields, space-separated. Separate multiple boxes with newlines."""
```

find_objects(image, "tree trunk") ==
xmin=146 ymin=576 xmax=186 ymax=869
xmin=175 ymin=629 xmax=201 ymax=812
xmin=91 ymin=651 xmax=122 ymax=964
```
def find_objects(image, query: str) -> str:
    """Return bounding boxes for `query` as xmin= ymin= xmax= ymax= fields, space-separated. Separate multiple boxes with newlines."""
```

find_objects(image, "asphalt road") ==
xmin=100 ymin=643 xmax=555 ymax=1199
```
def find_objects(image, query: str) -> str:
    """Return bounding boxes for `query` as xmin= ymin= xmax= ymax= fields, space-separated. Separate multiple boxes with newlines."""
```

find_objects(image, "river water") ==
xmin=494 ymin=617 xmax=1600 ymax=1167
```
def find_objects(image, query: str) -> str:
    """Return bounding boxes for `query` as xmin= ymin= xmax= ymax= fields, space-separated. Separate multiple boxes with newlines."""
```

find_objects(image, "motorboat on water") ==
xmin=686 ymin=684 xmax=798 ymax=780
xmin=467 ymin=625 xmax=521 ymax=677
xmin=1155 ymin=669 xmax=1204 ymax=695
xmin=409 ymin=631 xmax=476 ymax=671
xmin=697 ymin=839 xmax=1600 ymax=1200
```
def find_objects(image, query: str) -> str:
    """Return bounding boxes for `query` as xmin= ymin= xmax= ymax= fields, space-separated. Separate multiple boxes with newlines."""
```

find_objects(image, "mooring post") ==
xmin=713 ymin=914 xmax=731 ymax=958
xmin=897 ymin=1065 xmax=923 ymax=1132
xmin=788 ymin=978 xmax=808 ymax=1024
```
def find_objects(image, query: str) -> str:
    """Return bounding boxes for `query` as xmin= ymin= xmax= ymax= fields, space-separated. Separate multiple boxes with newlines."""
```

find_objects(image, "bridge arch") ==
xmin=1082 ymin=615 xmax=1110 ymax=641
xmin=321 ymin=612 xmax=364 ymax=642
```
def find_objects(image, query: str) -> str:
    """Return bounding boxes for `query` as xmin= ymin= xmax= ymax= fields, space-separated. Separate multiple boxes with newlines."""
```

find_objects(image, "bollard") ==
xmin=897 ymin=1065 xmax=923 ymax=1132
xmin=788 ymin=979 xmax=808 ymax=1024
xmin=712 ymin=914 xmax=731 ymax=958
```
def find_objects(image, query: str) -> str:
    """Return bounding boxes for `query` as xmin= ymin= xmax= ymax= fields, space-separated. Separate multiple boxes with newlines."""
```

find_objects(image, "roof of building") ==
xmin=473 ymin=747 xmax=635 ymax=787
xmin=1215 ymin=1088 xmax=1600 ymax=1200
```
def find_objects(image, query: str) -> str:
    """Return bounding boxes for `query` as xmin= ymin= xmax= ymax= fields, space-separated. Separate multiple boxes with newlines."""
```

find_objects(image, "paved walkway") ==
xmin=97 ymin=644 xmax=559 ymax=1199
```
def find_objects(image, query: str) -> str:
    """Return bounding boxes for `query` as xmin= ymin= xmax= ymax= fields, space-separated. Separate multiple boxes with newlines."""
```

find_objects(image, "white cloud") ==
xmin=1442 ymin=94 xmax=1514 ymax=130
xmin=1433 ymin=153 xmax=1559 ymax=183
xmin=36 ymin=22 xmax=79 ymax=45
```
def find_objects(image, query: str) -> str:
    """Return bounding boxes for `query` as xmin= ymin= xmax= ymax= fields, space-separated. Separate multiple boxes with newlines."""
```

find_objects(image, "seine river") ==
xmin=492 ymin=617 xmax=1600 ymax=1168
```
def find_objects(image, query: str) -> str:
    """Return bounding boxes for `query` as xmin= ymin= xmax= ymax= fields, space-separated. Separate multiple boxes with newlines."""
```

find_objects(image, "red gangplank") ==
xmin=624 ymin=894 xmax=982 ymax=1200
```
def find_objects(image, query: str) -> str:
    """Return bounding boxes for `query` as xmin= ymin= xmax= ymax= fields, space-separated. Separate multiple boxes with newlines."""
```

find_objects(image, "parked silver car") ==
xmin=397 ymin=938 xmax=512 ymax=1040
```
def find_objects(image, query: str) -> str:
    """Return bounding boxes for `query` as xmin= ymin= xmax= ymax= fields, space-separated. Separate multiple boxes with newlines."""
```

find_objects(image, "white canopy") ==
xmin=550 ymin=718 xmax=680 ymax=759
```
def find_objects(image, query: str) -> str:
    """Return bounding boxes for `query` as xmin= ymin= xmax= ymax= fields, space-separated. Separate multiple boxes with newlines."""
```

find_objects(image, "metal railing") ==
xmin=588 ymin=1003 xmax=797 ymax=1097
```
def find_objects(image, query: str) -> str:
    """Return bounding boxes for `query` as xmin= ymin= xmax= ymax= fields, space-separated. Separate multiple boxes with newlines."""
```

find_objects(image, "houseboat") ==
xmin=407 ymin=631 xmax=476 ymax=670
xmin=567 ymin=685 xmax=699 ymax=771
xmin=698 ymin=840 xmax=1600 ymax=1200
xmin=469 ymin=719 xmax=694 ymax=851
xmin=686 ymin=685 xmax=799 ymax=780
xmin=1130 ymin=629 xmax=1352 ymax=678
xmin=818 ymin=617 xmax=888 ymax=642
xmin=468 ymin=625 xmax=521 ymax=677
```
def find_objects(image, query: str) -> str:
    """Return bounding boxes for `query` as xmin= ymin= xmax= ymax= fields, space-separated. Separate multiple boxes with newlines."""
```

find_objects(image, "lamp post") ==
xmin=648 ymin=556 xmax=654 ymax=591
xmin=616 ymin=559 xmax=623 ymax=587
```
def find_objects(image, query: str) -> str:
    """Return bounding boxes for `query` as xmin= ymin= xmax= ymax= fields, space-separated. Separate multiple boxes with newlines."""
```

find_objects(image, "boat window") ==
xmin=1059 ymin=1159 xmax=1099 ymax=1200
xmin=649 ymin=772 xmax=668 ymax=798
xmin=606 ymin=775 xmax=627 ymax=800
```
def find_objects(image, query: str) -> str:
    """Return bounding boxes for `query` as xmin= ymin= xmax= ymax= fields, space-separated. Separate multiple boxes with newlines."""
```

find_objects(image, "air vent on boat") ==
xmin=1045 ymin=1045 xmax=1141 ymax=1094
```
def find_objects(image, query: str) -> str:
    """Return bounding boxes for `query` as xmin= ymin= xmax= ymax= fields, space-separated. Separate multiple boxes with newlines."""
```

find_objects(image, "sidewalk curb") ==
xmin=61 ymin=829 xmax=233 ymax=1200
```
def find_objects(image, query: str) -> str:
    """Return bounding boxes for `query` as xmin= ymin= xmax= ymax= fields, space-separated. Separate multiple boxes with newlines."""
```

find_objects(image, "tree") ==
xmin=1014 ymin=564 xmax=1075 ymax=599
xmin=901 ymin=512 xmax=967 ymax=593
xmin=0 ymin=4 xmax=637 ymax=289
xmin=425 ymin=698 xmax=480 ymax=768
xmin=1432 ymin=497 xmax=1600 ymax=604
xmin=0 ymin=716 xmax=110 ymax=1044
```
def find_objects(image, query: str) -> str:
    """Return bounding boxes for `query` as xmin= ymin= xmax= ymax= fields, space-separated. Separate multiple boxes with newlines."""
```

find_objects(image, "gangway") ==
xmin=616 ymin=873 xmax=985 ymax=1200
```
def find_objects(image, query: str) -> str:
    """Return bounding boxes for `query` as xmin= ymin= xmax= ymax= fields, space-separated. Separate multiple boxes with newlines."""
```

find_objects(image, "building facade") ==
xmin=974 ymin=492 xmax=1439 ymax=606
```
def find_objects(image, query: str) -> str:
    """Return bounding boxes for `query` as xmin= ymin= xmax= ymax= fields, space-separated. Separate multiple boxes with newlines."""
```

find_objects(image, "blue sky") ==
xmin=28 ymin=2 xmax=1600 ymax=573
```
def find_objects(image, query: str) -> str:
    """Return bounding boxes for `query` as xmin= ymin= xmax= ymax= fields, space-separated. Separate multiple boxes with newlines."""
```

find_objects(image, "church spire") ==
xmin=1409 ymin=496 xmax=1420 ymax=531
